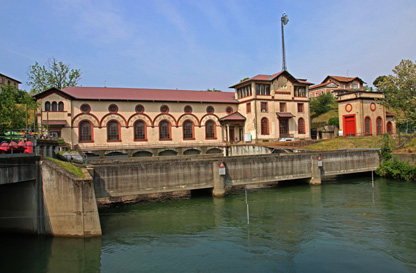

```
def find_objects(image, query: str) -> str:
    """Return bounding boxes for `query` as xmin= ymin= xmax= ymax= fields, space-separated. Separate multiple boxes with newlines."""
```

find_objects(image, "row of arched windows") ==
xmin=364 ymin=117 xmax=393 ymax=135
xmin=260 ymin=118 xmax=305 ymax=135
xmin=45 ymin=101 xmax=64 ymax=112
xmin=78 ymin=119 xmax=217 ymax=143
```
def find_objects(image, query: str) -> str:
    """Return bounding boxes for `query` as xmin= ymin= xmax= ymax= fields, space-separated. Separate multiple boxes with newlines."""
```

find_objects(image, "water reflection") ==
xmin=2 ymin=176 xmax=416 ymax=272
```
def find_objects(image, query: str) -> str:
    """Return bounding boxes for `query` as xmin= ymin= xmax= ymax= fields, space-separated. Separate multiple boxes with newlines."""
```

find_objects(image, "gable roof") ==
xmin=219 ymin=112 xmax=246 ymax=121
xmin=322 ymin=75 xmax=366 ymax=84
xmin=229 ymin=70 xmax=313 ymax=88
xmin=309 ymin=81 xmax=333 ymax=90
xmin=34 ymin=86 xmax=238 ymax=104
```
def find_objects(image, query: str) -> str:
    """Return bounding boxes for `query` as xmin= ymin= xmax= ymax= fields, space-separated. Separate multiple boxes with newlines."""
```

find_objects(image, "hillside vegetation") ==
xmin=303 ymin=134 xmax=416 ymax=152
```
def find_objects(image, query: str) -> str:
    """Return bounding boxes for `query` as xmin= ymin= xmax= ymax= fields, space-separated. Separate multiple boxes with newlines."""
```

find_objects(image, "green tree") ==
xmin=373 ymin=75 xmax=387 ymax=89
xmin=27 ymin=57 xmax=81 ymax=94
xmin=206 ymin=88 xmax=222 ymax=92
xmin=310 ymin=93 xmax=334 ymax=115
xmin=0 ymin=86 xmax=37 ymax=133
xmin=377 ymin=59 xmax=416 ymax=125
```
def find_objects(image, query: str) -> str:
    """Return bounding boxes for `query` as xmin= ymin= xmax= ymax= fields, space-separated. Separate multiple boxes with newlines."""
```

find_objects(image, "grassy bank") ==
xmin=46 ymin=157 xmax=85 ymax=178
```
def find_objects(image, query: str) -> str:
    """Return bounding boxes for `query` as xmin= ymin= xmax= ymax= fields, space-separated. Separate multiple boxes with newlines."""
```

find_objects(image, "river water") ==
xmin=1 ymin=175 xmax=416 ymax=272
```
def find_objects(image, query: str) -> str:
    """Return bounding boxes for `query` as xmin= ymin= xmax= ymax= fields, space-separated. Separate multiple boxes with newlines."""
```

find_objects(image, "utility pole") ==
xmin=281 ymin=12 xmax=289 ymax=71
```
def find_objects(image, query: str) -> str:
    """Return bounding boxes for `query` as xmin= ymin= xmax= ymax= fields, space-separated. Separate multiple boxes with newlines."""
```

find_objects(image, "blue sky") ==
xmin=1 ymin=0 xmax=416 ymax=92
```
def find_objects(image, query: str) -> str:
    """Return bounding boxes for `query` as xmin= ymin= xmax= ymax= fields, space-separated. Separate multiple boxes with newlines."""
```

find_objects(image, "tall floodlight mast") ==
xmin=281 ymin=12 xmax=289 ymax=71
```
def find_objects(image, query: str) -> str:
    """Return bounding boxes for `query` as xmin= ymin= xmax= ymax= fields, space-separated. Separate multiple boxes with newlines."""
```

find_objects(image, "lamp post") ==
xmin=281 ymin=12 xmax=289 ymax=71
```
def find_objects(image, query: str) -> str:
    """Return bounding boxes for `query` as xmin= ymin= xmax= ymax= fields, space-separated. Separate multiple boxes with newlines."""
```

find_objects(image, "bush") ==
xmin=376 ymin=157 xmax=416 ymax=181
xmin=328 ymin=117 xmax=339 ymax=127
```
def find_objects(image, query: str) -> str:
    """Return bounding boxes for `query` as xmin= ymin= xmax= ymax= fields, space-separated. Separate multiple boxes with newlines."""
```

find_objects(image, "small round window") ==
xmin=370 ymin=103 xmax=376 ymax=112
xmin=136 ymin=104 xmax=145 ymax=113
xmin=226 ymin=106 xmax=233 ymax=114
xmin=184 ymin=105 xmax=192 ymax=113
xmin=206 ymin=106 xmax=214 ymax=114
xmin=80 ymin=104 xmax=91 ymax=113
xmin=160 ymin=105 xmax=169 ymax=113
xmin=108 ymin=104 xmax=118 ymax=113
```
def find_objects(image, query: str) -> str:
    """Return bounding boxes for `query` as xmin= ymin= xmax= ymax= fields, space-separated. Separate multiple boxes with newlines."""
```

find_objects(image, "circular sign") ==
xmin=345 ymin=104 xmax=352 ymax=113
xmin=370 ymin=103 xmax=376 ymax=111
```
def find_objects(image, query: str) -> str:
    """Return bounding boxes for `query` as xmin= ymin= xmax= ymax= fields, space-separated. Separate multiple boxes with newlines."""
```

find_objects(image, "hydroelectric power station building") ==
xmin=34 ymin=70 xmax=312 ymax=151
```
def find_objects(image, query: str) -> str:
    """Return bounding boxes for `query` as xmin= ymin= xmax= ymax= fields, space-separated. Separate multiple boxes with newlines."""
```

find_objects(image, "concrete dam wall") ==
xmin=91 ymin=149 xmax=381 ymax=205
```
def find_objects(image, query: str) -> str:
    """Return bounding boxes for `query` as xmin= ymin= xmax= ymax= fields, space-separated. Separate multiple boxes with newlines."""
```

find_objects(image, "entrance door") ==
xmin=279 ymin=118 xmax=289 ymax=138
xmin=239 ymin=128 xmax=243 ymax=142
xmin=229 ymin=126 xmax=235 ymax=143
xmin=343 ymin=115 xmax=356 ymax=136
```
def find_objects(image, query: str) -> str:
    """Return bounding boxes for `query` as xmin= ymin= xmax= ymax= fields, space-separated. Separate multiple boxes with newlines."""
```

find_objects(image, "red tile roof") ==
xmin=309 ymin=81 xmax=331 ymax=90
xmin=229 ymin=70 xmax=312 ymax=88
xmin=323 ymin=76 xmax=366 ymax=84
xmin=219 ymin=112 xmax=246 ymax=121
xmin=48 ymin=87 xmax=238 ymax=104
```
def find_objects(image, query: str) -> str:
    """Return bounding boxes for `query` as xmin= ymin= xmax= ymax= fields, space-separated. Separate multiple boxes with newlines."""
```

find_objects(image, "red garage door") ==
xmin=343 ymin=115 xmax=356 ymax=136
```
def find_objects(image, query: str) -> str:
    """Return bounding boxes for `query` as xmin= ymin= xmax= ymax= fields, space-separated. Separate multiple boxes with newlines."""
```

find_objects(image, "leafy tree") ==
xmin=206 ymin=88 xmax=222 ymax=92
xmin=240 ymin=77 xmax=250 ymax=82
xmin=377 ymin=59 xmax=416 ymax=125
xmin=27 ymin=57 xmax=81 ymax=94
xmin=310 ymin=93 xmax=334 ymax=115
xmin=363 ymin=85 xmax=373 ymax=92
xmin=373 ymin=75 xmax=387 ymax=89
xmin=0 ymin=86 xmax=37 ymax=133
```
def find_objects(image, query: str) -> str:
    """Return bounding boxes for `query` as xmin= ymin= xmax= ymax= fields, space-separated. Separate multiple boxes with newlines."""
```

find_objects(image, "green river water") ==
xmin=1 ymin=175 xmax=416 ymax=272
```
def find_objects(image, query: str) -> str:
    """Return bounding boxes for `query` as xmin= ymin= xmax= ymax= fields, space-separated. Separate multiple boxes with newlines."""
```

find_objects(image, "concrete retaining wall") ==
xmin=393 ymin=153 xmax=416 ymax=165
xmin=41 ymin=160 xmax=101 ymax=237
xmin=0 ymin=155 xmax=39 ymax=185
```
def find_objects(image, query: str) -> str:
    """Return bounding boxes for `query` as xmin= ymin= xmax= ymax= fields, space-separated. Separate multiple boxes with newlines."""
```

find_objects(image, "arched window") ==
xmin=79 ymin=120 xmax=92 ymax=142
xmin=58 ymin=101 xmax=64 ymax=111
xmin=387 ymin=121 xmax=393 ymax=135
xmin=376 ymin=117 xmax=383 ymax=135
xmin=52 ymin=101 xmax=57 ymax=111
xmin=183 ymin=120 xmax=194 ymax=140
xmin=261 ymin=118 xmax=269 ymax=135
xmin=45 ymin=101 xmax=50 ymax=111
xmin=159 ymin=120 xmax=171 ymax=140
xmin=134 ymin=120 xmax=146 ymax=141
xmin=205 ymin=120 xmax=216 ymax=139
xmin=298 ymin=118 xmax=305 ymax=134
xmin=107 ymin=120 xmax=120 ymax=141
xmin=365 ymin=117 xmax=372 ymax=135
